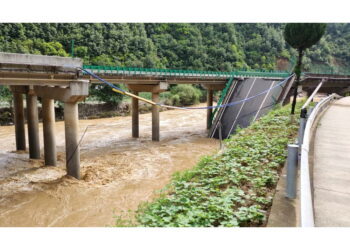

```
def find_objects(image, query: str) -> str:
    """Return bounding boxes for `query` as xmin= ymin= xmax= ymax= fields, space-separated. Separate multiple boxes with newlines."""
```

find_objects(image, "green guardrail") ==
xmin=82 ymin=65 xmax=291 ymax=78
xmin=209 ymin=75 xmax=236 ymax=128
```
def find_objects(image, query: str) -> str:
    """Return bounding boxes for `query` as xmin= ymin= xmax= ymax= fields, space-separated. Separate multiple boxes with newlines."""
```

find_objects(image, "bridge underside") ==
xmin=301 ymin=74 xmax=350 ymax=96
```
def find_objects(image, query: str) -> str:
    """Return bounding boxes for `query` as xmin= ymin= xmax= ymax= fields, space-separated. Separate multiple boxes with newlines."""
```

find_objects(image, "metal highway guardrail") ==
xmin=299 ymin=92 xmax=341 ymax=227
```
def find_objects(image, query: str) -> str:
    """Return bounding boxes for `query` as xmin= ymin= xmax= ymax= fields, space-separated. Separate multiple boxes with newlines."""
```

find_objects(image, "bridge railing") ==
xmin=82 ymin=65 xmax=291 ymax=79
xmin=299 ymin=92 xmax=341 ymax=227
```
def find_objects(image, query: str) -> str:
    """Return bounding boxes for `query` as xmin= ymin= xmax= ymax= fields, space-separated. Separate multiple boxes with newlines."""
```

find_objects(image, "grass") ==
xmin=115 ymin=102 xmax=302 ymax=227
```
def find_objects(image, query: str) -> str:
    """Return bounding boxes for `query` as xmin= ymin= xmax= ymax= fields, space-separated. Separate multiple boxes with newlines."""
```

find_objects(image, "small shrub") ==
xmin=170 ymin=85 xmax=202 ymax=106
xmin=0 ymin=109 xmax=13 ymax=125
xmin=170 ymin=94 xmax=180 ymax=106
xmin=0 ymin=86 xmax=12 ymax=105
xmin=89 ymin=84 xmax=124 ymax=106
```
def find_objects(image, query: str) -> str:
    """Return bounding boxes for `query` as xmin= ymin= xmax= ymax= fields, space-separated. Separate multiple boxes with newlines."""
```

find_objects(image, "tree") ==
xmin=284 ymin=23 xmax=327 ymax=114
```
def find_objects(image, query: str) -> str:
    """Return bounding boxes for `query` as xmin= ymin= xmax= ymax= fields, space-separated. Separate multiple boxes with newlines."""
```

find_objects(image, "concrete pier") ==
xmin=152 ymin=92 xmax=160 ymax=141
xmin=207 ymin=89 xmax=213 ymax=129
xmin=131 ymin=91 xmax=139 ymax=138
xmin=26 ymin=93 xmax=40 ymax=159
xmin=1 ymin=53 xmax=89 ymax=178
xmin=202 ymin=83 xmax=225 ymax=130
xmin=64 ymin=102 xmax=80 ymax=179
xmin=42 ymin=98 xmax=57 ymax=166
xmin=13 ymin=92 xmax=26 ymax=151
xmin=127 ymin=83 xmax=168 ymax=142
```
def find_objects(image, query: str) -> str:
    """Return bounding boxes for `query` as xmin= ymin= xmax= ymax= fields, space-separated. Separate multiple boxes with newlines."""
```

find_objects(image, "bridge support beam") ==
xmin=131 ymin=91 xmax=139 ymax=138
xmin=42 ymin=98 xmax=57 ymax=166
xmin=64 ymin=102 xmax=80 ymax=179
xmin=207 ymin=89 xmax=213 ymax=129
xmin=26 ymin=92 xmax=40 ymax=159
xmin=13 ymin=92 xmax=26 ymax=151
xmin=152 ymin=92 xmax=160 ymax=141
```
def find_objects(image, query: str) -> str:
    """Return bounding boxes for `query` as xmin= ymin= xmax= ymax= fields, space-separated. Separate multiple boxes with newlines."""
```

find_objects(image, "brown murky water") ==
xmin=0 ymin=105 xmax=219 ymax=226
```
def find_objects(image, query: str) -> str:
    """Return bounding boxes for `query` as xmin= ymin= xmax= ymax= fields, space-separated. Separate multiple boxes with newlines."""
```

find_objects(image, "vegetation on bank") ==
xmin=118 ymin=102 xmax=301 ymax=227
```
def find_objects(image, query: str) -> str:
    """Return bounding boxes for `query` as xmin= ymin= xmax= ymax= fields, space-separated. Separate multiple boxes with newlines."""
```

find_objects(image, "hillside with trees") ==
xmin=0 ymin=23 xmax=349 ymax=72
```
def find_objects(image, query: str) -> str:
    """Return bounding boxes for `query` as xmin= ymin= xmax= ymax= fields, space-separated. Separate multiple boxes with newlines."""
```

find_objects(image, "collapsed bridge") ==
xmin=1 ymin=52 xmax=350 ymax=179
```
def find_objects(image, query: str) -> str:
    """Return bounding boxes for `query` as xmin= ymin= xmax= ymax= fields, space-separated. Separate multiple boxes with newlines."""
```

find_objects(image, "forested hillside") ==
xmin=0 ymin=23 xmax=349 ymax=72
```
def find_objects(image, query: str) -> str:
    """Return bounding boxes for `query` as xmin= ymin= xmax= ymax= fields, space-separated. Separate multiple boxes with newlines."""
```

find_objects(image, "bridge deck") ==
xmin=312 ymin=96 xmax=350 ymax=226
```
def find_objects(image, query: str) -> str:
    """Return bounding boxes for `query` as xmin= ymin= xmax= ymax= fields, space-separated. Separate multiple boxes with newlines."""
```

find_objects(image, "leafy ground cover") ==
xmin=120 ymin=102 xmax=301 ymax=227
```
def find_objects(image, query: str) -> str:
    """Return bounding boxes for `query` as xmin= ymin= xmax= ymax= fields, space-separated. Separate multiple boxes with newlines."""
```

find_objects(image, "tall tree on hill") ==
xmin=284 ymin=23 xmax=327 ymax=114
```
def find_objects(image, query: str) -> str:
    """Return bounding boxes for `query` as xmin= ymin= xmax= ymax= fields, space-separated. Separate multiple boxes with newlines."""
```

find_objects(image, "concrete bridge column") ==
xmin=207 ymin=89 xmax=213 ymax=129
xmin=152 ymin=92 xmax=160 ymax=141
xmin=64 ymin=102 xmax=80 ymax=179
xmin=34 ymin=80 xmax=88 ymax=177
xmin=13 ymin=92 xmax=26 ymax=151
xmin=127 ymin=83 xmax=168 ymax=142
xmin=201 ymin=83 xmax=225 ymax=130
xmin=42 ymin=98 xmax=57 ymax=166
xmin=306 ymin=89 xmax=314 ymax=98
xmin=26 ymin=92 xmax=40 ymax=159
xmin=131 ymin=91 xmax=139 ymax=138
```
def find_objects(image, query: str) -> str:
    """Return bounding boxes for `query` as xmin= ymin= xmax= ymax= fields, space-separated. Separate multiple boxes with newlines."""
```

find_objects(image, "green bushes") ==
xmin=169 ymin=85 xmax=202 ymax=106
xmin=89 ymin=84 xmax=124 ymax=106
xmin=0 ymin=86 xmax=12 ymax=104
xmin=0 ymin=108 xmax=12 ymax=125
xmin=129 ymin=103 xmax=301 ymax=227
xmin=86 ymin=84 xmax=203 ymax=107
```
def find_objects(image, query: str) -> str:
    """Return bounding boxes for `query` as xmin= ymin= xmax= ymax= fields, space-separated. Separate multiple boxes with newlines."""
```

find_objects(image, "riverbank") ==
xmin=133 ymin=103 xmax=301 ymax=227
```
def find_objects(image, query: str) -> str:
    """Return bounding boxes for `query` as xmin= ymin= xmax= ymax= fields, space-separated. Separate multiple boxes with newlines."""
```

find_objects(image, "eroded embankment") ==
xmin=0 ymin=104 xmax=218 ymax=226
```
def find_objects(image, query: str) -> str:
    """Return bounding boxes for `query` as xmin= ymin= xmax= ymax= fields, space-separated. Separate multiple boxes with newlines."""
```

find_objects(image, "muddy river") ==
xmin=0 ymin=105 xmax=219 ymax=226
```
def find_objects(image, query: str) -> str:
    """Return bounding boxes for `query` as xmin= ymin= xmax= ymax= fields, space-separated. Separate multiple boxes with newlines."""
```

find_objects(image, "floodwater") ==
xmin=0 ymin=104 xmax=219 ymax=227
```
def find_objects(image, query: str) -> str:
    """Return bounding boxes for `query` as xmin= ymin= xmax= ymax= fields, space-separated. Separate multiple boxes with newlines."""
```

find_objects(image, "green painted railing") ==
xmin=209 ymin=75 xmax=235 ymax=127
xmin=82 ymin=65 xmax=291 ymax=78
xmin=83 ymin=63 xmax=349 ymax=78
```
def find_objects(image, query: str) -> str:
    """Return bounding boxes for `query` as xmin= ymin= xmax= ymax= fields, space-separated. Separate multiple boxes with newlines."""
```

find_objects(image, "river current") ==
xmin=0 ymin=104 xmax=218 ymax=226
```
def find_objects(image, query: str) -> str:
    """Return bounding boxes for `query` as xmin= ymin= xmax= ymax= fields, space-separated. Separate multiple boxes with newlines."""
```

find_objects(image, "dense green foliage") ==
xmin=0 ymin=86 xmax=12 ymax=103
xmin=0 ymin=23 xmax=349 ymax=72
xmin=169 ymin=85 xmax=202 ymax=106
xmin=125 ymin=103 xmax=301 ymax=227
xmin=284 ymin=23 xmax=327 ymax=51
xmin=89 ymin=84 xmax=124 ymax=105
